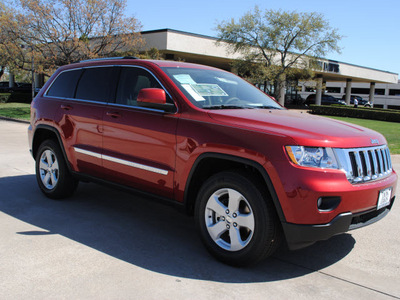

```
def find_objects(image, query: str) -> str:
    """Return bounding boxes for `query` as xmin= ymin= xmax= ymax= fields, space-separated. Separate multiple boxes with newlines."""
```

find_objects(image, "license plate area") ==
xmin=377 ymin=187 xmax=392 ymax=210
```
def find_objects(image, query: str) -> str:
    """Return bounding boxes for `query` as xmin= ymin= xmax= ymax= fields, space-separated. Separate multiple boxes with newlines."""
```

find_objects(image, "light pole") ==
xmin=21 ymin=44 xmax=35 ymax=101
xmin=31 ymin=48 xmax=34 ymax=100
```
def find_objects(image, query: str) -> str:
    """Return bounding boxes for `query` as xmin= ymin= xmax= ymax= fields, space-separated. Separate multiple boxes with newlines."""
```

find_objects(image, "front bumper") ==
xmin=282 ymin=196 xmax=395 ymax=250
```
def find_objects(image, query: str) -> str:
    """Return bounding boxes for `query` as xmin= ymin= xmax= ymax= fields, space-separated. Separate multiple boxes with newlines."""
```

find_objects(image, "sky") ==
xmin=126 ymin=0 xmax=399 ymax=76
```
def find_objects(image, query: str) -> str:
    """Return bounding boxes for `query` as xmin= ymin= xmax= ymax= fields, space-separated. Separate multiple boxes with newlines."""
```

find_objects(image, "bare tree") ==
xmin=0 ymin=0 xmax=144 ymax=76
xmin=0 ymin=2 xmax=26 ymax=79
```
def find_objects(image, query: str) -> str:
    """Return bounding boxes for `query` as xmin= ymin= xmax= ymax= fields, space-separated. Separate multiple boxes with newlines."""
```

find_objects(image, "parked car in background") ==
xmin=0 ymin=82 xmax=32 ymax=93
xmin=285 ymin=94 xmax=305 ymax=105
xmin=341 ymin=95 xmax=371 ymax=107
xmin=305 ymin=94 xmax=346 ymax=106
xmin=11 ymin=82 xmax=32 ymax=93
xmin=0 ymin=81 xmax=10 ymax=93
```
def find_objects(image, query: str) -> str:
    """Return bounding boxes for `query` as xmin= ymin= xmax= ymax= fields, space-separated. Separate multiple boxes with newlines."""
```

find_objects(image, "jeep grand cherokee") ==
xmin=28 ymin=57 xmax=397 ymax=266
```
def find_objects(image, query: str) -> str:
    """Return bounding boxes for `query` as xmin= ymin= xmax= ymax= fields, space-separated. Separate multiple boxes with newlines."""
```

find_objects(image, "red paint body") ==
xmin=28 ymin=59 xmax=397 ymax=249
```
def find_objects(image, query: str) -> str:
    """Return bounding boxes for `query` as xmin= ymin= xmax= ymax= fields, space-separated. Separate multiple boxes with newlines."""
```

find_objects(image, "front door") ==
xmin=102 ymin=66 xmax=178 ymax=198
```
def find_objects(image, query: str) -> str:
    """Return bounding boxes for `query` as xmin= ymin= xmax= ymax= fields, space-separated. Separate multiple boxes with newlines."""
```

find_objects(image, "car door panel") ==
xmin=101 ymin=66 xmax=178 ymax=198
xmin=55 ymin=100 xmax=105 ymax=175
xmin=102 ymin=107 xmax=177 ymax=198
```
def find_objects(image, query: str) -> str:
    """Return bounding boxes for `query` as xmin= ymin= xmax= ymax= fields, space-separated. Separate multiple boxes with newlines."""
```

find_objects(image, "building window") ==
xmin=326 ymin=87 xmax=341 ymax=93
xmin=347 ymin=88 xmax=386 ymax=95
xmin=375 ymin=89 xmax=385 ymax=95
xmin=351 ymin=88 xmax=369 ymax=95
xmin=389 ymin=89 xmax=400 ymax=96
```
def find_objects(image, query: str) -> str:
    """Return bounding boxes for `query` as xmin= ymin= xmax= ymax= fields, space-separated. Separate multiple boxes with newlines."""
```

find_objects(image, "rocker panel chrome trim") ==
xmin=74 ymin=147 xmax=168 ymax=175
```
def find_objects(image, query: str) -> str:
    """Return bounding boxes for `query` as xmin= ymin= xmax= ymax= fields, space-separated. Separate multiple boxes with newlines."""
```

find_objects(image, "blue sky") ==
xmin=127 ymin=0 xmax=399 ymax=76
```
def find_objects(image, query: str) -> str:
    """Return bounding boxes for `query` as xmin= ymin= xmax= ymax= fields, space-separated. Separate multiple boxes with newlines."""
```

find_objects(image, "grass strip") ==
xmin=327 ymin=116 xmax=400 ymax=154
xmin=0 ymin=103 xmax=31 ymax=121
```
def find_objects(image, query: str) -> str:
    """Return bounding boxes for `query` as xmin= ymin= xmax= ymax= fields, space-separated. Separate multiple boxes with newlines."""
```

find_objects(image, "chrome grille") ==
xmin=335 ymin=146 xmax=392 ymax=184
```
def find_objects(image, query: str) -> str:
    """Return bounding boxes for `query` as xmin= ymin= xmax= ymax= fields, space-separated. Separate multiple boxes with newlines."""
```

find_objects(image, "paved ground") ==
xmin=0 ymin=119 xmax=399 ymax=299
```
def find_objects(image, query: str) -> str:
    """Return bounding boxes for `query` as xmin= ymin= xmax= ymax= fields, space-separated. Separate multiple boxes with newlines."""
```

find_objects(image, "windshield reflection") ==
xmin=161 ymin=67 xmax=282 ymax=110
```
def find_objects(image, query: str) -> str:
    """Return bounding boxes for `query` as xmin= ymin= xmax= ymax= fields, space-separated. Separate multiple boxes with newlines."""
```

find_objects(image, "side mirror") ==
xmin=137 ymin=88 xmax=176 ymax=113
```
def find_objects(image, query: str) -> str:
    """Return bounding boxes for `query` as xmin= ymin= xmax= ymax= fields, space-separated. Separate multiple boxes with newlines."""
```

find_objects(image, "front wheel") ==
xmin=35 ymin=140 xmax=78 ymax=199
xmin=195 ymin=171 xmax=281 ymax=266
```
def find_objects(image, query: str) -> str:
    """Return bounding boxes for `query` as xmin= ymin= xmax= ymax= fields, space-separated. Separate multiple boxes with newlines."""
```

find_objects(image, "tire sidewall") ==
xmin=195 ymin=171 xmax=276 ymax=266
xmin=35 ymin=140 xmax=76 ymax=199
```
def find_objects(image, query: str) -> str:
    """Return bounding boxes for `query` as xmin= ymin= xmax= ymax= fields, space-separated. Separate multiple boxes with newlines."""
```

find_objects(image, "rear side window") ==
xmin=46 ymin=69 xmax=83 ymax=98
xmin=75 ymin=67 xmax=114 ymax=102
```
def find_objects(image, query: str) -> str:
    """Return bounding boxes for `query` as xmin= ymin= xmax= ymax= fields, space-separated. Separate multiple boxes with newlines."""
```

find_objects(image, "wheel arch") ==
xmin=183 ymin=153 xmax=286 ymax=222
xmin=32 ymin=125 xmax=68 ymax=165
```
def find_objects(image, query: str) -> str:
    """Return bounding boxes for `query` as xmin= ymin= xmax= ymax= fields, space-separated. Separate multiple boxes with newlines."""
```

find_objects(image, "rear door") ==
xmin=102 ymin=66 xmax=178 ymax=198
xmin=51 ymin=66 xmax=117 ymax=177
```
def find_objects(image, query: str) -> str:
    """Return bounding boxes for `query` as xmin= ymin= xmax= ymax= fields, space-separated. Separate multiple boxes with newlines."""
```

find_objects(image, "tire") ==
xmin=195 ymin=171 xmax=281 ymax=267
xmin=35 ymin=139 xmax=78 ymax=199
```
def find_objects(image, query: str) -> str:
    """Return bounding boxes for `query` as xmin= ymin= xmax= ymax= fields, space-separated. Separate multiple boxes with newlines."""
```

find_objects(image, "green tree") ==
xmin=216 ymin=7 xmax=342 ymax=105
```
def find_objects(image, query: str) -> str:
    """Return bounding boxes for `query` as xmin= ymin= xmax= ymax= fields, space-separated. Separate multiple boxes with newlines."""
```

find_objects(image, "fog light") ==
xmin=317 ymin=197 xmax=341 ymax=212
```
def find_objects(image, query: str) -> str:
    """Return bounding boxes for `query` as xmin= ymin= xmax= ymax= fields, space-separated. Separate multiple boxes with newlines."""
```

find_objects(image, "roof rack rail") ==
xmin=79 ymin=56 xmax=138 ymax=63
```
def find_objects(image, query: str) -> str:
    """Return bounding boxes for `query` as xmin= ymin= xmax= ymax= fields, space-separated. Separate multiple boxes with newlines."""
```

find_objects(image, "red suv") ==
xmin=28 ymin=58 xmax=397 ymax=266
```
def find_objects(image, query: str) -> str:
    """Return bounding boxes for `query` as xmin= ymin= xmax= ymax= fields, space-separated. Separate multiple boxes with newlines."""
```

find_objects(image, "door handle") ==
xmin=106 ymin=111 xmax=121 ymax=118
xmin=61 ymin=104 xmax=72 ymax=111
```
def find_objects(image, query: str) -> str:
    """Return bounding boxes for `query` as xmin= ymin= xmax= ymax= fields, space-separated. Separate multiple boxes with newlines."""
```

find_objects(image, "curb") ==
xmin=0 ymin=116 xmax=30 ymax=124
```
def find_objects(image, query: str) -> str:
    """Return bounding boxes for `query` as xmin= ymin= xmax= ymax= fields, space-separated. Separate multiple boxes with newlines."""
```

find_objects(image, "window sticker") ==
xmin=173 ymin=74 xmax=197 ymax=85
xmin=182 ymin=84 xmax=205 ymax=101
xmin=191 ymin=84 xmax=228 ymax=97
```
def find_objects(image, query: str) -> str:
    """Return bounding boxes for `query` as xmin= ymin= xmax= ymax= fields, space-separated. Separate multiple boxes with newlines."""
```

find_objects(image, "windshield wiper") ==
xmin=202 ymin=105 xmax=248 ymax=110
xmin=252 ymin=105 xmax=282 ymax=109
xmin=203 ymin=104 xmax=282 ymax=110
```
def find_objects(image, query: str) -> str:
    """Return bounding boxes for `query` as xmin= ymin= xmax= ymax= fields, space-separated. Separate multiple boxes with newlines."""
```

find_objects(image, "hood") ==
xmin=207 ymin=109 xmax=386 ymax=148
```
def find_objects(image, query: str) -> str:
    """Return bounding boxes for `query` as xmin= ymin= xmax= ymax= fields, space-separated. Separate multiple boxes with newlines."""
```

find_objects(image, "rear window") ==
xmin=46 ymin=69 xmax=83 ymax=98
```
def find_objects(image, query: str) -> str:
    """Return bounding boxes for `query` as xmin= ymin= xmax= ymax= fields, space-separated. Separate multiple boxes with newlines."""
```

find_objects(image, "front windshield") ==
xmin=161 ymin=67 xmax=282 ymax=110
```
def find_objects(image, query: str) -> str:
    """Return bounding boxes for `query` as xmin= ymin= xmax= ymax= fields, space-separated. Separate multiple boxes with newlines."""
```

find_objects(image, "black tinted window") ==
xmin=116 ymin=67 xmax=163 ymax=106
xmin=75 ymin=67 xmax=114 ymax=102
xmin=46 ymin=69 xmax=83 ymax=98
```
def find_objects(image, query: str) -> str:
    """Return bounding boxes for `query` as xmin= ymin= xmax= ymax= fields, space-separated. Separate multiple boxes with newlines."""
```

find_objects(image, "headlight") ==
xmin=285 ymin=146 xmax=339 ymax=169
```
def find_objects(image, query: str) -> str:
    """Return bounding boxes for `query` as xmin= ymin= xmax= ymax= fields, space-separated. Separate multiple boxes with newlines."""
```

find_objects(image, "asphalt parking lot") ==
xmin=1 ymin=118 xmax=399 ymax=299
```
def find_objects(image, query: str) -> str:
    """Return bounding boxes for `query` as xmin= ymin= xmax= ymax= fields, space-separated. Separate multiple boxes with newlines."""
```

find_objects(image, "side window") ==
xmin=75 ymin=67 xmax=114 ymax=102
xmin=115 ymin=67 xmax=164 ymax=107
xmin=46 ymin=69 xmax=83 ymax=98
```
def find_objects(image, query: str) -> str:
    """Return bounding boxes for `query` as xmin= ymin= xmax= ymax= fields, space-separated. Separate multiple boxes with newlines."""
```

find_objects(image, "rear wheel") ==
xmin=35 ymin=140 xmax=78 ymax=199
xmin=195 ymin=171 xmax=281 ymax=266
